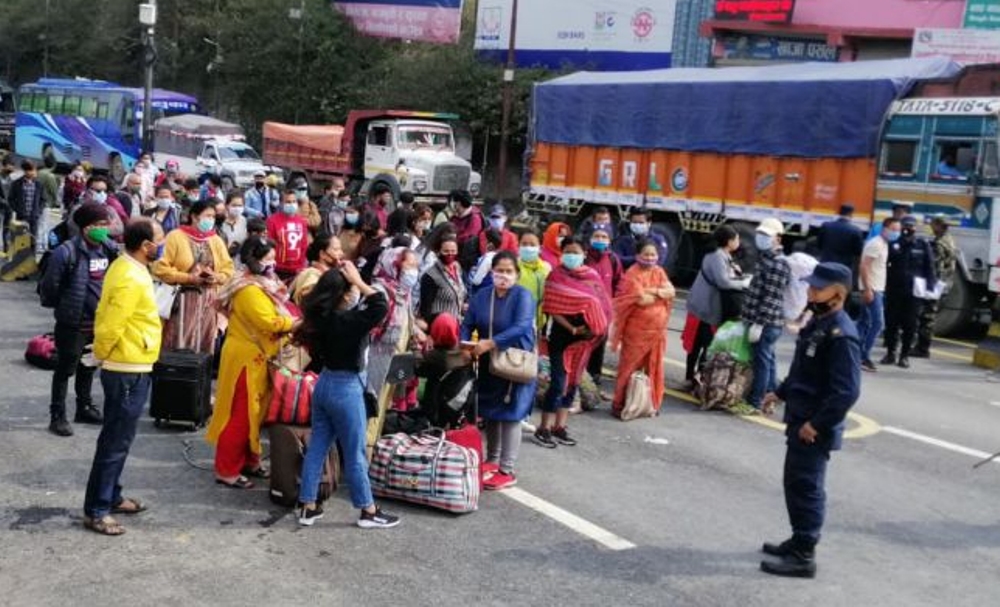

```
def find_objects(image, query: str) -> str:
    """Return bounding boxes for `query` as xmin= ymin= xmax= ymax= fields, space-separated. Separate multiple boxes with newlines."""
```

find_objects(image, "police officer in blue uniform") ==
xmin=760 ymin=262 xmax=862 ymax=578
xmin=817 ymin=203 xmax=864 ymax=270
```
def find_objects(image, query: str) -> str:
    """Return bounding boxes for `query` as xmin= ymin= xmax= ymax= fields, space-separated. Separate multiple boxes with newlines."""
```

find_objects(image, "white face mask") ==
xmin=492 ymin=271 xmax=516 ymax=289
xmin=755 ymin=233 xmax=775 ymax=251
xmin=400 ymin=269 xmax=419 ymax=289
xmin=156 ymin=198 xmax=172 ymax=210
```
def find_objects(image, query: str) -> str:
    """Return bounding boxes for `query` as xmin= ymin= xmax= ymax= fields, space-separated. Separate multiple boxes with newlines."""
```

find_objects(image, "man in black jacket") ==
xmin=9 ymin=160 xmax=42 ymax=244
xmin=880 ymin=215 xmax=936 ymax=369
xmin=817 ymin=203 xmax=864 ymax=271
xmin=39 ymin=204 xmax=118 ymax=436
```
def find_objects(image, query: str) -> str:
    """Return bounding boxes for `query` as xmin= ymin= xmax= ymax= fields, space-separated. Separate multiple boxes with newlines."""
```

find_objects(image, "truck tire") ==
xmin=935 ymin=275 xmax=974 ymax=337
xmin=653 ymin=222 xmax=694 ymax=282
xmin=109 ymin=154 xmax=126 ymax=184
xmin=731 ymin=221 xmax=760 ymax=277
xmin=369 ymin=174 xmax=401 ymax=203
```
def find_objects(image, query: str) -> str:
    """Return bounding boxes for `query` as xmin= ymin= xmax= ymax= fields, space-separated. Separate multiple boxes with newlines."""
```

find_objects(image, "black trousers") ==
xmin=686 ymin=319 xmax=716 ymax=381
xmin=784 ymin=438 xmax=831 ymax=547
xmin=884 ymin=289 xmax=922 ymax=358
xmin=586 ymin=336 xmax=607 ymax=387
xmin=50 ymin=322 xmax=96 ymax=419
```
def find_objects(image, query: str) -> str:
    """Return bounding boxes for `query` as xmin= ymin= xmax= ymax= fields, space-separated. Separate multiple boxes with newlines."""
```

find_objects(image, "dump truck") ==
xmin=262 ymin=110 xmax=482 ymax=204
xmin=522 ymin=56 xmax=1000 ymax=335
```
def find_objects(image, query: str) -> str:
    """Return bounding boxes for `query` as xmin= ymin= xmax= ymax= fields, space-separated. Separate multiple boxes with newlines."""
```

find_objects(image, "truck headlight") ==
xmin=413 ymin=179 xmax=428 ymax=193
xmin=469 ymin=182 xmax=481 ymax=197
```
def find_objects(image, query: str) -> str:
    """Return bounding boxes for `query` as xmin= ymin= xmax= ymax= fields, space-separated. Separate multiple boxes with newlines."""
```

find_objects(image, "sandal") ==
xmin=112 ymin=497 xmax=148 ymax=515
xmin=216 ymin=476 xmax=254 ymax=490
xmin=241 ymin=466 xmax=270 ymax=480
xmin=83 ymin=515 xmax=126 ymax=536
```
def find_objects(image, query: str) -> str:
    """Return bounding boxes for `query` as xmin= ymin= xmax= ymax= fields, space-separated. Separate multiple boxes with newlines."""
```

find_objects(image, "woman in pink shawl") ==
xmin=537 ymin=236 xmax=612 ymax=448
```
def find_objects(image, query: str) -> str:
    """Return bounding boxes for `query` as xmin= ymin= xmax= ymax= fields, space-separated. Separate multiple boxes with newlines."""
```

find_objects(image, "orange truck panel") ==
xmin=529 ymin=143 xmax=876 ymax=227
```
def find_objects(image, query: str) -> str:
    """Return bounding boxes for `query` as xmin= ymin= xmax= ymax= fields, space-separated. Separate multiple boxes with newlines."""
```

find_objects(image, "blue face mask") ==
xmin=885 ymin=230 xmax=901 ymax=243
xmin=562 ymin=253 xmax=585 ymax=270
xmin=630 ymin=222 xmax=649 ymax=236
xmin=591 ymin=240 xmax=609 ymax=253
xmin=345 ymin=212 xmax=359 ymax=226
xmin=283 ymin=203 xmax=298 ymax=216
xmin=197 ymin=218 xmax=215 ymax=233
xmin=519 ymin=245 xmax=540 ymax=263
xmin=92 ymin=191 xmax=108 ymax=204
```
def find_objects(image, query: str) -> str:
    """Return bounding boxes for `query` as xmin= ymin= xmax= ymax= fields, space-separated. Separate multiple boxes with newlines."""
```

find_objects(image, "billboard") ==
xmin=474 ymin=0 xmax=677 ymax=71
xmin=965 ymin=0 xmax=1000 ymax=30
xmin=719 ymin=34 xmax=839 ymax=62
xmin=714 ymin=0 xmax=796 ymax=23
xmin=912 ymin=27 xmax=1000 ymax=64
xmin=334 ymin=0 xmax=464 ymax=44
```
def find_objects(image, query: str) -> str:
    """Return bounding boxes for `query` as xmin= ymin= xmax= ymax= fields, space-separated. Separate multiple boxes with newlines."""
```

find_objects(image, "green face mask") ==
xmin=86 ymin=226 xmax=111 ymax=244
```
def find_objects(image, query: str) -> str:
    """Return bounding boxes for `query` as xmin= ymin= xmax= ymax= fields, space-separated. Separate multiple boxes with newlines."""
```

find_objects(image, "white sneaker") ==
xmin=357 ymin=507 xmax=400 ymax=529
xmin=520 ymin=419 xmax=537 ymax=433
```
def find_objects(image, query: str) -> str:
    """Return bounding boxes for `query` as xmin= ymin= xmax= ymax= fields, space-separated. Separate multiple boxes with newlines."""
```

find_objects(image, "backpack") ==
xmin=695 ymin=352 xmax=752 ymax=411
xmin=426 ymin=365 xmax=476 ymax=428
xmin=37 ymin=241 xmax=78 ymax=308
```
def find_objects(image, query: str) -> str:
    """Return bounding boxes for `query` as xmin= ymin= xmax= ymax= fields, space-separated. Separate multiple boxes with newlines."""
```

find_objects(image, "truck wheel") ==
xmin=109 ymin=154 xmax=126 ymax=184
xmin=731 ymin=222 xmax=760 ymax=276
xmin=935 ymin=275 xmax=974 ymax=337
xmin=370 ymin=174 xmax=401 ymax=203
xmin=653 ymin=222 xmax=693 ymax=282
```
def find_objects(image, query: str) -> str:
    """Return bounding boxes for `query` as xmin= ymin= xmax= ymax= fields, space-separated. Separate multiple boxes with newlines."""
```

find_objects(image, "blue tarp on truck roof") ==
xmin=531 ymin=57 xmax=962 ymax=158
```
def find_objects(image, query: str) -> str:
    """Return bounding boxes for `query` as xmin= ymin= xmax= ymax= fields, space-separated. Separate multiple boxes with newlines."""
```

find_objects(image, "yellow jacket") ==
xmin=152 ymin=229 xmax=235 ymax=286
xmin=94 ymin=254 xmax=162 ymax=373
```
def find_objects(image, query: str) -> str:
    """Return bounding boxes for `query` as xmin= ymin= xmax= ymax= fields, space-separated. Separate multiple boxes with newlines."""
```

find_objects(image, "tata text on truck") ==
xmin=262 ymin=110 xmax=481 ymax=204
xmin=523 ymin=57 xmax=996 ymax=335
xmin=153 ymin=114 xmax=275 ymax=190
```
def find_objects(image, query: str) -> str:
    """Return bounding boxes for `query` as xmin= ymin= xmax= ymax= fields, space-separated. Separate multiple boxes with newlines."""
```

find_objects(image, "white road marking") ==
xmin=500 ymin=487 xmax=637 ymax=551
xmin=988 ymin=401 xmax=1000 ymax=409
xmin=882 ymin=426 xmax=997 ymax=462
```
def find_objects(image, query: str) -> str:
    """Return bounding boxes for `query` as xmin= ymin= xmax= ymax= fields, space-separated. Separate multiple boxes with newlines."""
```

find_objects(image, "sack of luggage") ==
xmin=369 ymin=429 xmax=480 ymax=514
xmin=706 ymin=320 xmax=753 ymax=365
xmin=695 ymin=352 xmax=752 ymax=411
xmin=264 ymin=366 xmax=317 ymax=427
xmin=267 ymin=424 xmax=338 ymax=508
xmin=150 ymin=295 xmax=212 ymax=428
xmin=620 ymin=371 xmax=656 ymax=421
xmin=25 ymin=333 xmax=58 ymax=370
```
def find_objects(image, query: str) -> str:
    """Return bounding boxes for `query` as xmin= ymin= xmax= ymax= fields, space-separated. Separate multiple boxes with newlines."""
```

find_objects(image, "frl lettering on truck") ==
xmin=522 ymin=57 xmax=997 ymax=335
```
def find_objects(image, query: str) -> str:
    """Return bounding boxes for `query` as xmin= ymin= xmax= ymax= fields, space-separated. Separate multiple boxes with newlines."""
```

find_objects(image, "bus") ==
xmin=15 ymin=78 xmax=201 ymax=181
xmin=0 ymin=79 xmax=14 ymax=151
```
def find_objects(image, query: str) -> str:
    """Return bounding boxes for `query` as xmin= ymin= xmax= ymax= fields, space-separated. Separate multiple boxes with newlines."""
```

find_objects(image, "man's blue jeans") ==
xmin=84 ymin=371 xmax=150 ymax=518
xmin=856 ymin=292 xmax=884 ymax=362
xmin=748 ymin=325 xmax=782 ymax=409
xmin=299 ymin=370 xmax=373 ymax=509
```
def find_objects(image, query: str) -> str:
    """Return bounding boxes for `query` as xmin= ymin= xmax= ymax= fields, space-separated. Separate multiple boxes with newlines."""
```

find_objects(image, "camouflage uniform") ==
xmin=915 ymin=232 xmax=957 ymax=354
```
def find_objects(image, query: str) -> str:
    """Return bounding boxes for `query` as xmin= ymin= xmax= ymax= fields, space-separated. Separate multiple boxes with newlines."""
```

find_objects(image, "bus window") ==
xmin=17 ymin=92 xmax=33 ymax=111
xmin=980 ymin=142 xmax=999 ymax=184
xmin=31 ymin=93 xmax=48 ymax=112
xmin=934 ymin=141 xmax=976 ymax=179
xmin=881 ymin=140 xmax=918 ymax=175
xmin=46 ymin=93 xmax=64 ymax=113
xmin=63 ymin=95 xmax=81 ymax=116
xmin=80 ymin=96 xmax=98 ymax=118
xmin=96 ymin=102 xmax=109 ymax=121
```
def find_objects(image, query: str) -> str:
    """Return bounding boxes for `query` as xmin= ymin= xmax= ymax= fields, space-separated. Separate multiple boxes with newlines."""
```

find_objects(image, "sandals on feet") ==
xmin=111 ymin=497 xmax=147 ymax=515
xmin=241 ymin=466 xmax=270 ymax=480
xmin=84 ymin=515 xmax=126 ymax=536
xmin=216 ymin=476 xmax=254 ymax=490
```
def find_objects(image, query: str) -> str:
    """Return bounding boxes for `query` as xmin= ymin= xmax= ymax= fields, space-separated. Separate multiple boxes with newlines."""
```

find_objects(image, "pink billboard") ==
xmin=334 ymin=0 xmax=464 ymax=44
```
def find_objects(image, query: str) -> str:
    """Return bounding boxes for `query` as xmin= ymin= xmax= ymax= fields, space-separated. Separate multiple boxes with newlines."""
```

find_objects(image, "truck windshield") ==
xmin=397 ymin=126 xmax=454 ymax=151
xmin=218 ymin=143 xmax=260 ymax=161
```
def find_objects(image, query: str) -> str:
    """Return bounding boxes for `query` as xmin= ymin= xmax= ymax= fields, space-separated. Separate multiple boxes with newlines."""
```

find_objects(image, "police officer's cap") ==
xmin=804 ymin=262 xmax=852 ymax=290
xmin=901 ymin=215 xmax=918 ymax=227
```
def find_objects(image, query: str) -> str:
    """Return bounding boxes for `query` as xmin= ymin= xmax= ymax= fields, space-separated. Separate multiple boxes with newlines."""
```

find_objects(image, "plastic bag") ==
xmin=706 ymin=320 xmax=752 ymax=365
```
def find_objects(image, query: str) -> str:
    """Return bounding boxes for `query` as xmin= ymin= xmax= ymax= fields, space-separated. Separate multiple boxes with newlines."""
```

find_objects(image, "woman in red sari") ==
xmin=610 ymin=240 xmax=676 ymax=416
xmin=537 ymin=236 xmax=612 ymax=448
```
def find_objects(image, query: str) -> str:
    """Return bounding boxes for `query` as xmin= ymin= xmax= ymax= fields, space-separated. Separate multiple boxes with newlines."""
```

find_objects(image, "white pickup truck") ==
xmin=154 ymin=114 xmax=277 ymax=188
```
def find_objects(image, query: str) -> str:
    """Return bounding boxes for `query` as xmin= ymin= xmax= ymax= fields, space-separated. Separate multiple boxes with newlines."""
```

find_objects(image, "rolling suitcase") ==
xmin=150 ymin=289 xmax=213 ymax=428
xmin=267 ymin=424 xmax=338 ymax=508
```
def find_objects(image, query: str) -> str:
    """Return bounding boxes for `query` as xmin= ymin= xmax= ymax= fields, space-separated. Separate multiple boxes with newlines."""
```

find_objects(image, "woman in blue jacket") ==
xmin=461 ymin=250 xmax=537 ymax=491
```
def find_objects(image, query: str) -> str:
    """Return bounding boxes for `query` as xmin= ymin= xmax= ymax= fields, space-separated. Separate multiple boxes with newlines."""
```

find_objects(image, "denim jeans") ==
xmin=856 ymin=292 xmax=884 ymax=362
xmin=748 ymin=325 xmax=782 ymax=408
xmin=542 ymin=341 xmax=578 ymax=413
xmin=299 ymin=370 xmax=373 ymax=509
xmin=83 ymin=371 xmax=150 ymax=518
xmin=50 ymin=322 xmax=96 ymax=420
xmin=784 ymin=438 xmax=831 ymax=547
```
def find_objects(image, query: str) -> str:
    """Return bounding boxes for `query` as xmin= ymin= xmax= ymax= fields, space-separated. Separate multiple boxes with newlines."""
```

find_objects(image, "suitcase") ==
xmin=151 ymin=292 xmax=213 ymax=428
xmin=267 ymin=424 xmax=338 ymax=508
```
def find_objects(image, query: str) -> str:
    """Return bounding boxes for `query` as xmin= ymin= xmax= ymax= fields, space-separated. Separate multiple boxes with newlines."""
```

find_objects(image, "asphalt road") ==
xmin=1 ymin=280 xmax=999 ymax=607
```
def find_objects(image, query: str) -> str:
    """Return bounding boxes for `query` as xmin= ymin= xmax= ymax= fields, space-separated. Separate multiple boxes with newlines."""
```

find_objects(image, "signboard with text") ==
xmin=720 ymin=34 xmax=838 ymax=62
xmin=965 ymin=0 xmax=1000 ymax=30
xmin=912 ymin=27 xmax=1000 ymax=64
xmin=714 ymin=0 xmax=795 ymax=23
xmin=334 ymin=0 xmax=464 ymax=44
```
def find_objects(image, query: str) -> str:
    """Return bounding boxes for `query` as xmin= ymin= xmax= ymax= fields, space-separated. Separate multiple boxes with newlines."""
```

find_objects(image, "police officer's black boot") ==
xmin=761 ymin=537 xmax=795 ymax=557
xmin=761 ymin=537 xmax=817 ymax=579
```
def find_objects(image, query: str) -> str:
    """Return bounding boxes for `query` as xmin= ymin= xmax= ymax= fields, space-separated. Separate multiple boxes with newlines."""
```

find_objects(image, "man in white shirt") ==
xmin=857 ymin=217 xmax=900 ymax=371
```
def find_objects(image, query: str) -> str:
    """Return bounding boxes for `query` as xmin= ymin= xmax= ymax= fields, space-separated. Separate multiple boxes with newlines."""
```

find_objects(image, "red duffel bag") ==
xmin=25 ymin=333 xmax=58 ymax=370
xmin=264 ymin=365 xmax=317 ymax=427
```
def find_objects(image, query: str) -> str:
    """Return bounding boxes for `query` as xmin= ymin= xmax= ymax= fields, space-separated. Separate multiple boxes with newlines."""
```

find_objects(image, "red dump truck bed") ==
xmin=262 ymin=122 xmax=349 ymax=176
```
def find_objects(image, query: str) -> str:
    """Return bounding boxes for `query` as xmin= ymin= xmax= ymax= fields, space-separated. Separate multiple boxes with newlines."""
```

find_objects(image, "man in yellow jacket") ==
xmin=83 ymin=218 xmax=164 ymax=536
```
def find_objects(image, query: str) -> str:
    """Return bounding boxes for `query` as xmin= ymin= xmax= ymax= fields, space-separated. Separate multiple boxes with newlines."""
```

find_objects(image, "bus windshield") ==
xmin=0 ymin=93 xmax=14 ymax=113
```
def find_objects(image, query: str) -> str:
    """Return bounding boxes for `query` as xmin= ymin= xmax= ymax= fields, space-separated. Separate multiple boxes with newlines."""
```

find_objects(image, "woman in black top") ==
xmin=293 ymin=260 xmax=400 ymax=530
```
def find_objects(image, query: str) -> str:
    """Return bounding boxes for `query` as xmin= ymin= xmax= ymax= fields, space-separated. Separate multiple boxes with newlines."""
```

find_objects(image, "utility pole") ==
xmin=139 ymin=1 xmax=158 ymax=154
xmin=42 ymin=0 xmax=51 ymax=77
xmin=291 ymin=0 xmax=306 ymax=124
xmin=496 ymin=0 xmax=518 ymax=199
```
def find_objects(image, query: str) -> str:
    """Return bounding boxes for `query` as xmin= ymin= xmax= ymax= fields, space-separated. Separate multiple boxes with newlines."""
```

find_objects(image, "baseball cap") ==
xmin=490 ymin=205 xmax=507 ymax=218
xmin=803 ymin=262 xmax=853 ymax=290
xmin=253 ymin=169 xmax=266 ymax=178
xmin=756 ymin=217 xmax=784 ymax=237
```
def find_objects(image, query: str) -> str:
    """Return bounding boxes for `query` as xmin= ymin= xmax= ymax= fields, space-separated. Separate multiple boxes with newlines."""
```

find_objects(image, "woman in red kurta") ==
xmin=610 ymin=240 xmax=676 ymax=416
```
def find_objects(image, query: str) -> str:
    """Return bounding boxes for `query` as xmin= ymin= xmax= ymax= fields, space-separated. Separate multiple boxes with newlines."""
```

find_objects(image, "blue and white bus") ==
xmin=15 ymin=77 xmax=200 ymax=181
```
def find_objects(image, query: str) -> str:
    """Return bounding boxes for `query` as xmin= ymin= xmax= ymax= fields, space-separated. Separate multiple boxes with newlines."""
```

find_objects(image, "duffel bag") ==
xmin=369 ymin=430 xmax=480 ymax=514
xmin=25 ymin=333 xmax=58 ymax=370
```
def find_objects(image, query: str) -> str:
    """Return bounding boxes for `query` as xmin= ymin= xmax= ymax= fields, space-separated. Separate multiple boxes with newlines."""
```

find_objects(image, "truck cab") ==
xmin=196 ymin=139 xmax=271 ymax=189
xmin=876 ymin=97 xmax=1000 ymax=334
xmin=363 ymin=119 xmax=481 ymax=200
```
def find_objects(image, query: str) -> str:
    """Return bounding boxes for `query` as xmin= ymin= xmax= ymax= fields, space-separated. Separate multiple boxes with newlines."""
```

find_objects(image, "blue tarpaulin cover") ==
xmin=531 ymin=57 xmax=961 ymax=158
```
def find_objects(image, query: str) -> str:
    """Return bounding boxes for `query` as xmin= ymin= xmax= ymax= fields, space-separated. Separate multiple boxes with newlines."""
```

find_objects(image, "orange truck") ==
xmin=262 ymin=110 xmax=481 ymax=204
xmin=523 ymin=57 xmax=961 ymax=282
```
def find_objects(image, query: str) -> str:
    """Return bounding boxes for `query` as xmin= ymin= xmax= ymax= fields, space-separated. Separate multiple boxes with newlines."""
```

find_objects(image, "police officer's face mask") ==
xmin=806 ymin=292 xmax=841 ymax=316
xmin=902 ymin=227 xmax=916 ymax=239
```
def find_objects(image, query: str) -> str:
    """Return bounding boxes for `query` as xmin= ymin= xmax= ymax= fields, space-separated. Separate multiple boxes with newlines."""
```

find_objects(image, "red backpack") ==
xmin=25 ymin=334 xmax=58 ymax=370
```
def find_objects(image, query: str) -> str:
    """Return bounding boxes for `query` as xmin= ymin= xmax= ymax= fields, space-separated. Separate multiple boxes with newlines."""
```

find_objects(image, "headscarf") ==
xmin=371 ymin=246 xmax=412 ymax=341
xmin=542 ymin=222 xmax=569 ymax=264
xmin=429 ymin=312 xmax=460 ymax=349
xmin=179 ymin=224 xmax=218 ymax=243
xmin=216 ymin=268 xmax=296 ymax=318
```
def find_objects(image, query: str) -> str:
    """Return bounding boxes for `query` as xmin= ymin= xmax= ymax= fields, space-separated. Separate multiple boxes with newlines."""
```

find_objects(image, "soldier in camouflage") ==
xmin=914 ymin=217 xmax=957 ymax=358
